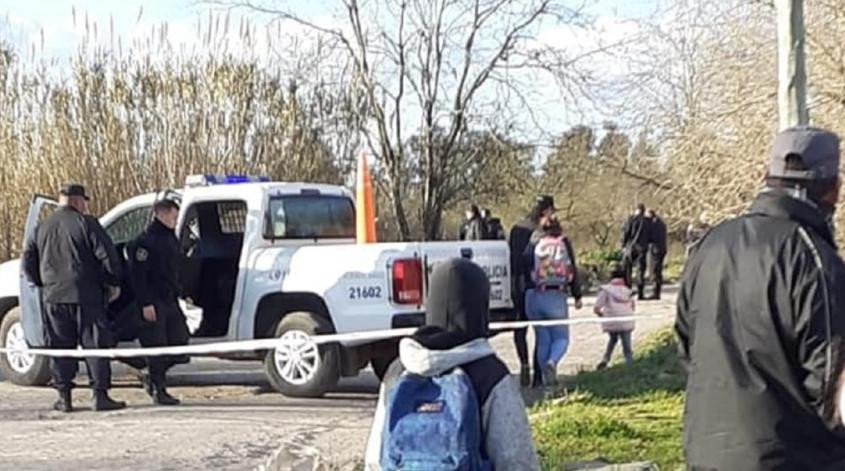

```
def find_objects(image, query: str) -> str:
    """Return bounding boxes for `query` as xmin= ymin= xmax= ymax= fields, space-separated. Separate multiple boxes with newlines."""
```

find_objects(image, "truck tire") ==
xmin=264 ymin=311 xmax=340 ymax=398
xmin=0 ymin=306 xmax=51 ymax=386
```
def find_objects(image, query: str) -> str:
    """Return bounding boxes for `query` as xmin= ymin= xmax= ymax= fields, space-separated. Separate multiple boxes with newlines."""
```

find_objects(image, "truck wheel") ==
xmin=0 ymin=306 xmax=51 ymax=386
xmin=264 ymin=312 xmax=340 ymax=398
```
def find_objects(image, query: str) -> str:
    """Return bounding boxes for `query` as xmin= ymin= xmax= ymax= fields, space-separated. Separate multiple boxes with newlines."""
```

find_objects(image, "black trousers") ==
xmin=648 ymin=250 xmax=666 ymax=298
xmin=625 ymin=247 xmax=648 ymax=296
xmin=513 ymin=289 xmax=546 ymax=386
xmin=138 ymin=300 xmax=190 ymax=387
xmin=513 ymin=288 xmax=529 ymax=366
xmin=44 ymin=303 xmax=113 ymax=392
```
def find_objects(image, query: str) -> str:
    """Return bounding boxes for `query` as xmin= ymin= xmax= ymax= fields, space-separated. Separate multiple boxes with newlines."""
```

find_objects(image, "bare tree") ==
xmin=215 ymin=0 xmax=589 ymax=240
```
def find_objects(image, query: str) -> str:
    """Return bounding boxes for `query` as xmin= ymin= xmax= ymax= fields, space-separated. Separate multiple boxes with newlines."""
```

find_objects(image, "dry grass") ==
xmin=0 ymin=12 xmax=364 ymax=260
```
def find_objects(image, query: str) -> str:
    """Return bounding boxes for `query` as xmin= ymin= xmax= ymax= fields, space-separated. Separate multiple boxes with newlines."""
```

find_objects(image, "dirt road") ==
xmin=0 ymin=291 xmax=677 ymax=470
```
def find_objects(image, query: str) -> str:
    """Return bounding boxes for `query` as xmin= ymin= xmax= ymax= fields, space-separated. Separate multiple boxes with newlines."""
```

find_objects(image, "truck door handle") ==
xmin=460 ymin=248 xmax=473 ymax=260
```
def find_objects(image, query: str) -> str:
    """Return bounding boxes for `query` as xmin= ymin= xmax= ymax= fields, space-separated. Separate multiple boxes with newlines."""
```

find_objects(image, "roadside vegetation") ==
xmin=530 ymin=330 xmax=685 ymax=470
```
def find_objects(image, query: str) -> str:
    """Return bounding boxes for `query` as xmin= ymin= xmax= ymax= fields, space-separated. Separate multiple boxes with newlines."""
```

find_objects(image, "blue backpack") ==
xmin=379 ymin=367 xmax=491 ymax=470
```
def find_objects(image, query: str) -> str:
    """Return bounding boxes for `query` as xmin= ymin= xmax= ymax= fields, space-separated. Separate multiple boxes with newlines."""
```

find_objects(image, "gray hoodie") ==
xmin=364 ymin=336 xmax=540 ymax=470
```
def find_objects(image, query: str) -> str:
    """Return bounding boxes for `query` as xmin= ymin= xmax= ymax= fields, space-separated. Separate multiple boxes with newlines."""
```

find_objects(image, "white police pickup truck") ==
xmin=0 ymin=175 xmax=513 ymax=397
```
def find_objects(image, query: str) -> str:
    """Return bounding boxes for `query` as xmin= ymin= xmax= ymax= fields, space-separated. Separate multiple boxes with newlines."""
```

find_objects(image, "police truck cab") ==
xmin=0 ymin=175 xmax=513 ymax=397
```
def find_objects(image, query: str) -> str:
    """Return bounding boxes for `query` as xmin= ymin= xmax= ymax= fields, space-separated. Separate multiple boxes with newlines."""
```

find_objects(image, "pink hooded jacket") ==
xmin=594 ymin=278 xmax=636 ymax=333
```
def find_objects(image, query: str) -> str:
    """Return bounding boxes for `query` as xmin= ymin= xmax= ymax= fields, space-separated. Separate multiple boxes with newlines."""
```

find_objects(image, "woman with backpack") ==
xmin=594 ymin=262 xmax=636 ymax=370
xmin=521 ymin=216 xmax=583 ymax=387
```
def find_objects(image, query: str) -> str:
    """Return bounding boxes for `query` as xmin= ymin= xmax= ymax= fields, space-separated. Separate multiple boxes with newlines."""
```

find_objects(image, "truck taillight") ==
xmin=392 ymin=258 xmax=423 ymax=305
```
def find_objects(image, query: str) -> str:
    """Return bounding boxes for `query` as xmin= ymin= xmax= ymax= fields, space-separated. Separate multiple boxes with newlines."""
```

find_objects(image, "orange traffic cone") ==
xmin=356 ymin=153 xmax=377 ymax=244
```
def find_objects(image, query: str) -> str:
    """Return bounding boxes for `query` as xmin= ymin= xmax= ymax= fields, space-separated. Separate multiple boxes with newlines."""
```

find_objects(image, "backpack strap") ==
xmin=461 ymin=355 xmax=509 ymax=462
xmin=461 ymin=355 xmax=510 ymax=407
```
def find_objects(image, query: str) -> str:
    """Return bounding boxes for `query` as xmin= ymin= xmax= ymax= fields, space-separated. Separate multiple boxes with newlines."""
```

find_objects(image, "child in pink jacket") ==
xmin=594 ymin=263 xmax=636 ymax=369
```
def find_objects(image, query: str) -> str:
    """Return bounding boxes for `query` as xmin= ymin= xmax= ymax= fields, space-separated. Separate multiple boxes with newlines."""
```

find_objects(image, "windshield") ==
xmin=266 ymin=195 xmax=355 ymax=239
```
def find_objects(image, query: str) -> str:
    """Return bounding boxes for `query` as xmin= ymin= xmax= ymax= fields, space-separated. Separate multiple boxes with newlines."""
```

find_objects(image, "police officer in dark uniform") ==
xmin=645 ymin=209 xmax=667 ymax=300
xmin=22 ymin=184 xmax=126 ymax=412
xmin=621 ymin=204 xmax=651 ymax=299
xmin=127 ymin=199 xmax=189 ymax=405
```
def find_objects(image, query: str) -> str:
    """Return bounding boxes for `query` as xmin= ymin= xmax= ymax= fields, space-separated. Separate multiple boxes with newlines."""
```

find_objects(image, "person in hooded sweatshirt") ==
xmin=594 ymin=263 xmax=636 ymax=370
xmin=364 ymin=258 xmax=540 ymax=470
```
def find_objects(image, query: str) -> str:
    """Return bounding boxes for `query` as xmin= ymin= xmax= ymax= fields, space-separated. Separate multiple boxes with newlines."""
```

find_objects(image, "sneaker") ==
xmin=519 ymin=364 xmax=530 ymax=387
xmin=596 ymin=361 xmax=608 ymax=371
xmin=93 ymin=391 xmax=127 ymax=412
xmin=543 ymin=364 xmax=558 ymax=387
xmin=53 ymin=390 xmax=73 ymax=413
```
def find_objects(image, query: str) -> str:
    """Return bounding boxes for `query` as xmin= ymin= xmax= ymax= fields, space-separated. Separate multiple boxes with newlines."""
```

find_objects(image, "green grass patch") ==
xmin=530 ymin=330 xmax=686 ymax=470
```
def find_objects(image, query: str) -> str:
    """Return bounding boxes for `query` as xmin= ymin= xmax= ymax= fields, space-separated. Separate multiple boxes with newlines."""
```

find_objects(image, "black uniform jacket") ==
xmin=676 ymin=189 xmax=845 ymax=471
xmin=23 ymin=207 xmax=121 ymax=304
xmin=127 ymin=219 xmax=182 ymax=307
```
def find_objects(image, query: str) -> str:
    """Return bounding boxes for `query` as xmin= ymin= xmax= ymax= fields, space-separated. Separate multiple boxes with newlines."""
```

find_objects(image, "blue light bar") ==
xmin=185 ymin=174 xmax=270 ymax=187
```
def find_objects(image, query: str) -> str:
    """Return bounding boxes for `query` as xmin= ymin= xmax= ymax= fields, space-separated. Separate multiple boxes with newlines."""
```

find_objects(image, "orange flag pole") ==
xmin=356 ymin=153 xmax=377 ymax=244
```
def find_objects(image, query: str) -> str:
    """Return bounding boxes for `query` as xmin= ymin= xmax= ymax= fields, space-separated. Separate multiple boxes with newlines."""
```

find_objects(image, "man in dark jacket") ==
xmin=676 ymin=126 xmax=845 ymax=470
xmin=127 ymin=199 xmax=190 ymax=405
xmin=621 ymin=204 xmax=651 ymax=299
xmin=22 ymin=184 xmax=126 ymax=412
xmin=508 ymin=195 xmax=554 ymax=386
xmin=645 ymin=209 xmax=667 ymax=300
xmin=481 ymin=209 xmax=506 ymax=240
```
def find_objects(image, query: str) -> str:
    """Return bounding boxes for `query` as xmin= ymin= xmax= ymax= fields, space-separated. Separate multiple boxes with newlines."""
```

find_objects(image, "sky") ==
xmin=0 ymin=0 xmax=661 ymax=140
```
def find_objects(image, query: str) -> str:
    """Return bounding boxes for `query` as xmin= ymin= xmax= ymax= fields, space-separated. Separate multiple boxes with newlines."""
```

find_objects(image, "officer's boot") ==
xmin=93 ymin=390 xmax=127 ymax=411
xmin=637 ymin=283 xmax=647 ymax=301
xmin=53 ymin=389 xmax=73 ymax=413
xmin=152 ymin=384 xmax=180 ymax=406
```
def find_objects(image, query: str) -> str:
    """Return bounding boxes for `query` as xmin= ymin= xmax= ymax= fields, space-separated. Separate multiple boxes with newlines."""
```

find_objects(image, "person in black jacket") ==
xmin=645 ymin=209 xmax=667 ymax=300
xmin=481 ymin=209 xmax=506 ymax=240
xmin=508 ymin=195 xmax=553 ymax=387
xmin=677 ymin=126 xmax=845 ymax=470
xmin=621 ymin=204 xmax=651 ymax=299
xmin=22 ymin=184 xmax=126 ymax=412
xmin=127 ymin=199 xmax=190 ymax=406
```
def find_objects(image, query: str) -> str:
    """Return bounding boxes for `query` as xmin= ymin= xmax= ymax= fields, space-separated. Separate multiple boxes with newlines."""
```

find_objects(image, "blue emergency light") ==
xmin=185 ymin=174 xmax=270 ymax=187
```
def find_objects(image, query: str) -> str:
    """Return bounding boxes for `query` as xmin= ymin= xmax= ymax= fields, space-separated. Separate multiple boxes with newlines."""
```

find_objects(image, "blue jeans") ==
xmin=525 ymin=289 xmax=570 ymax=369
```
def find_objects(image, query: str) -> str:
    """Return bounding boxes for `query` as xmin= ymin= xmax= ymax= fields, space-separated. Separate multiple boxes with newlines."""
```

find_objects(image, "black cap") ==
xmin=769 ymin=126 xmax=840 ymax=181
xmin=535 ymin=194 xmax=555 ymax=212
xmin=60 ymin=183 xmax=90 ymax=200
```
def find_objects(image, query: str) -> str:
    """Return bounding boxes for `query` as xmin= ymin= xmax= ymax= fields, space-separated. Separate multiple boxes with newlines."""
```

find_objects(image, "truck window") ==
xmin=218 ymin=202 xmax=247 ymax=234
xmin=266 ymin=196 xmax=355 ymax=239
xmin=105 ymin=205 xmax=152 ymax=245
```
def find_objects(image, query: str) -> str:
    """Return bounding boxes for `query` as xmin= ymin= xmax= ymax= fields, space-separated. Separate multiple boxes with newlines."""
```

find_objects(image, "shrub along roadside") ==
xmin=529 ymin=330 xmax=686 ymax=470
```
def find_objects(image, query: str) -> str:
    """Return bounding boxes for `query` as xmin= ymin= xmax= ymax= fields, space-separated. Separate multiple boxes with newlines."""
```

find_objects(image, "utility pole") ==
xmin=776 ymin=0 xmax=809 ymax=129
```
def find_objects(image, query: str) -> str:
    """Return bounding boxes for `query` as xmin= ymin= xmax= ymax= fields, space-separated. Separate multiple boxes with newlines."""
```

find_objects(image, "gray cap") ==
xmin=768 ymin=126 xmax=841 ymax=180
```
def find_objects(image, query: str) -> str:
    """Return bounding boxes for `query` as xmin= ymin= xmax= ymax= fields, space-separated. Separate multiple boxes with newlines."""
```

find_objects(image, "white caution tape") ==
xmin=0 ymin=315 xmax=666 ymax=359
